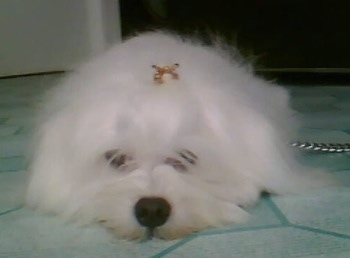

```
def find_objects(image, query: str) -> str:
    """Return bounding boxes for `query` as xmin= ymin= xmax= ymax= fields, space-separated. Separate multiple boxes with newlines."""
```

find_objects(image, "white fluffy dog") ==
xmin=25 ymin=32 xmax=333 ymax=240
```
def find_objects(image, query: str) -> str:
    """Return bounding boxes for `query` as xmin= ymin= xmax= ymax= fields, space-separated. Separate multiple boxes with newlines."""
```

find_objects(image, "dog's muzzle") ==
xmin=134 ymin=197 xmax=171 ymax=228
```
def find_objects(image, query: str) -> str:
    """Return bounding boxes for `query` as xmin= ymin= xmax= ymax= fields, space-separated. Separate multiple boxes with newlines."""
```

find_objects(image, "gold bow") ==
xmin=152 ymin=63 xmax=179 ymax=84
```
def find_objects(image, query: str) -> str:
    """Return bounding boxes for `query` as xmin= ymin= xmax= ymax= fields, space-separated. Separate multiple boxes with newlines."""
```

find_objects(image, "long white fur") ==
xmin=25 ymin=31 xmax=334 ymax=240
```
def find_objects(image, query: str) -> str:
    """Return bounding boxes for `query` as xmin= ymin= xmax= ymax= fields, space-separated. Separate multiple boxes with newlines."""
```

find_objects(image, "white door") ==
xmin=0 ymin=0 xmax=121 ymax=77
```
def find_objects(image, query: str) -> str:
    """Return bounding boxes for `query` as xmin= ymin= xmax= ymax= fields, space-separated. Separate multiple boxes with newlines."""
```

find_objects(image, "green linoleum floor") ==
xmin=0 ymin=75 xmax=349 ymax=258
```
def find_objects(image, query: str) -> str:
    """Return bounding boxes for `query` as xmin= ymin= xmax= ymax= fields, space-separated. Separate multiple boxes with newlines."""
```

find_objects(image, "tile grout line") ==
xmin=0 ymin=206 xmax=22 ymax=217
xmin=0 ymin=155 xmax=24 ymax=159
xmin=264 ymin=197 xmax=290 ymax=225
xmin=292 ymin=224 xmax=350 ymax=240
xmin=198 ymin=224 xmax=287 ymax=237
xmin=150 ymin=235 xmax=198 ymax=258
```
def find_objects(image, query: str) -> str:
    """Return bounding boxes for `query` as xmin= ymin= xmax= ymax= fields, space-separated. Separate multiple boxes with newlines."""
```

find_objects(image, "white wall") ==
xmin=0 ymin=0 xmax=121 ymax=76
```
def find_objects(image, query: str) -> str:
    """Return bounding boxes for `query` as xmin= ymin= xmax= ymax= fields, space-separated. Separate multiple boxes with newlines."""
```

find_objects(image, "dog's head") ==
xmin=48 ymin=76 xmax=253 ymax=241
xmin=26 ymin=32 xmax=257 ymax=240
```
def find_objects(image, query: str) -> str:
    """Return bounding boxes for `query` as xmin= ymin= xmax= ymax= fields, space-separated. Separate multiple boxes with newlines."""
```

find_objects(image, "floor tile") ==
xmin=272 ymin=187 xmax=350 ymax=236
xmin=158 ymin=227 xmax=350 ymax=258
xmin=0 ymin=126 xmax=19 ymax=137
xmin=0 ymin=171 xmax=26 ymax=214
xmin=0 ymin=209 xmax=178 ymax=258
xmin=0 ymin=135 xmax=28 ymax=158
xmin=0 ymin=156 xmax=27 ymax=172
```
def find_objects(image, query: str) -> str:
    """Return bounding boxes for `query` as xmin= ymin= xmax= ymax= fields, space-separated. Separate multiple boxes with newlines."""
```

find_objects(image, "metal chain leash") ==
xmin=291 ymin=142 xmax=350 ymax=153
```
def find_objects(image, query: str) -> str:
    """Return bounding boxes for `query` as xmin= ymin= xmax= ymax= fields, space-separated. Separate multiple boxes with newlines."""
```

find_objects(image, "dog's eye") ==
xmin=165 ymin=149 xmax=198 ymax=172
xmin=177 ymin=149 xmax=198 ymax=165
xmin=104 ymin=149 xmax=132 ymax=170
xmin=164 ymin=158 xmax=187 ymax=171
xmin=164 ymin=157 xmax=187 ymax=171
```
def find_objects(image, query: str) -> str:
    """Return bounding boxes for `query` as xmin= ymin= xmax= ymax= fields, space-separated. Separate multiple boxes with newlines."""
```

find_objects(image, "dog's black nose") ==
xmin=134 ymin=197 xmax=171 ymax=228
